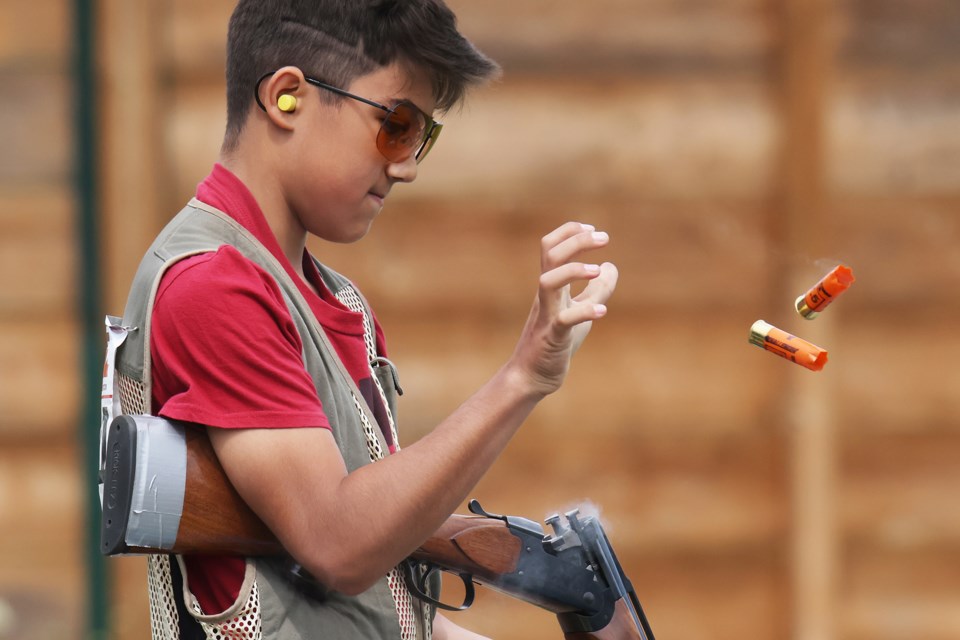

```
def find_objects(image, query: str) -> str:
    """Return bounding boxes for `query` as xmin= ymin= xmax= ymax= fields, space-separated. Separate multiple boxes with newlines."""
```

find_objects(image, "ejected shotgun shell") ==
xmin=749 ymin=320 xmax=828 ymax=372
xmin=795 ymin=264 xmax=855 ymax=319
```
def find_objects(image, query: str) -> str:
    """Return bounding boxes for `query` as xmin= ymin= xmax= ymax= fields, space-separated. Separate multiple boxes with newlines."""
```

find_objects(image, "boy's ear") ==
xmin=258 ymin=66 xmax=306 ymax=131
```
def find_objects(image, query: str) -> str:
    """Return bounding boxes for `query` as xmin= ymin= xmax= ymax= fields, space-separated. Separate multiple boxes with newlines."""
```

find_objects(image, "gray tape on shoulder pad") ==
xmin=125 ymin=415 xmax=187 ymax=550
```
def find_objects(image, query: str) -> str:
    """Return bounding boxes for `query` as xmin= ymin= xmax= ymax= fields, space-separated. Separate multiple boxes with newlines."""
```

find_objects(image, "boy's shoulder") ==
xmin=154 ymin=244 xmax=287 ymax=314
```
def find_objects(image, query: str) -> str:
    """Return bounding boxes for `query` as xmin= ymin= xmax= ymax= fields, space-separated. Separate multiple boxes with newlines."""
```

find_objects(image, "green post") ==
xmin=73 ymin=0 xmax=109 ymax=637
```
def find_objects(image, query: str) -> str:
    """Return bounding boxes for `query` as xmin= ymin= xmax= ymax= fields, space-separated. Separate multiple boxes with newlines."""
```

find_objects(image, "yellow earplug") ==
xmin=277 ymin=94 xmax=297 ymax=113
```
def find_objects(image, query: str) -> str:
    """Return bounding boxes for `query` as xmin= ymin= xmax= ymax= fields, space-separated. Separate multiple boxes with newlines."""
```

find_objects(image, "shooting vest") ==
xmin=115 ymin=199 xmax=435 ymax=640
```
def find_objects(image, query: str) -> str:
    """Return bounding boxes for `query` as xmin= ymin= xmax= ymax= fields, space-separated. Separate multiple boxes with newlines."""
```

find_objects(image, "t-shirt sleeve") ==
xmin=150 ymin=246 xmax=331 ymax=430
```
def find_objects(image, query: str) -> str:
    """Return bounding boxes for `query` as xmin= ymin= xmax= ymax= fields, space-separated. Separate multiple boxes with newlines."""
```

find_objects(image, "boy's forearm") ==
xmin=209 ymin=359 xmax=542 ymax=595
xmin=299 ymin=362 xmax=542 ymax=593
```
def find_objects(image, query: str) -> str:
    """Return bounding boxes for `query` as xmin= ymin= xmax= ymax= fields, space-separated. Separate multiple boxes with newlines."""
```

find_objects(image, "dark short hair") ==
xmin=222 ymin=0 xmax=500 ymax=150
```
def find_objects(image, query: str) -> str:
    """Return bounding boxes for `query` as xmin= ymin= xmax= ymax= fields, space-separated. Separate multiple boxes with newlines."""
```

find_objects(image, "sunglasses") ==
xmin=255 ymin=71 xmax=443 ymax=164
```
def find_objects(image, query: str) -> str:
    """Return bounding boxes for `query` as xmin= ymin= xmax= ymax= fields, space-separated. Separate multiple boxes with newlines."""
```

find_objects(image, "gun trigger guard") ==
xmin=401 ymin=559 xmax=475 ymax=612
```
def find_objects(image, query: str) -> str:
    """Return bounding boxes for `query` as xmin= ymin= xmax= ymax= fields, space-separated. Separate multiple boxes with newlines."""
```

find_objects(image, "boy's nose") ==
xmin=386 ymin=154 xmax=418 ymax=183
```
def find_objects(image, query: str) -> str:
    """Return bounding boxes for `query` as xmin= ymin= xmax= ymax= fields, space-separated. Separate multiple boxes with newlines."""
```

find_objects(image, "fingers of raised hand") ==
xmin=539 ymin=262 xmax=613 ymax=329
xmin=572 ymin=262 xmax=619 ymax=306
xmin=556 ymin=299 xmax=608 ymax=329
xmin=540 ymin=222 xmax=609 ymax=271
xmin=539 ymin=261 xmax=602 ymax=293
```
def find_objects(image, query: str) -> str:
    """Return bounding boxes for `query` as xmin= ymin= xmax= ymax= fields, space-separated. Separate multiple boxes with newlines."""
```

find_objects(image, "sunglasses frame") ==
xmin=255 ymin=71 xmax=442 ymax=164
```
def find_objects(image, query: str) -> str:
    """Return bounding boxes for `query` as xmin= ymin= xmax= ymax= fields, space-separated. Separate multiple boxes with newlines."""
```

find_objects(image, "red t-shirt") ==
xmin=150 ymin=163 xmax=392 ymax=613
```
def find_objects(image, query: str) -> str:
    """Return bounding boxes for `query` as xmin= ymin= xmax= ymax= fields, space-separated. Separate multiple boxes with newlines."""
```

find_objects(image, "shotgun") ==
xmin=99 ymin=415 xmax=655 ymax=640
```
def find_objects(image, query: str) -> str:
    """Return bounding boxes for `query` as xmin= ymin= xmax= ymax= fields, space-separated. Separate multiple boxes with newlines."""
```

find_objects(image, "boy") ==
xmin=113 ymin=1 xmax=618 ymax=638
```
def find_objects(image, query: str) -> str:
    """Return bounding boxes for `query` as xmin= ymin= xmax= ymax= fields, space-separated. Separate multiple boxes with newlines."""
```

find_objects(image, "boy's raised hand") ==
xmin=510 ymin=221 xmax=619 ymax=398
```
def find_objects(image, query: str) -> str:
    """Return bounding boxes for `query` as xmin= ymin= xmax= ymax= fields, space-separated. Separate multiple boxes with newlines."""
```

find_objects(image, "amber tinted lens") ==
xmin=376 ymin=102 xmax=427 ymax=162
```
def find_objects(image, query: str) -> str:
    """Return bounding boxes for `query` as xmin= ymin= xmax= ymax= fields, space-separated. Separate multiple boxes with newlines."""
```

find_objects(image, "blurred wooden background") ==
xmin=1 ymin=0 xmax=959 ymax=638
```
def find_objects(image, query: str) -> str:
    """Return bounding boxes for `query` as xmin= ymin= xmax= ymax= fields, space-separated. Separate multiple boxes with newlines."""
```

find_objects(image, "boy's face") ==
xmin=280 ymin=62 xmax=437 ymax=244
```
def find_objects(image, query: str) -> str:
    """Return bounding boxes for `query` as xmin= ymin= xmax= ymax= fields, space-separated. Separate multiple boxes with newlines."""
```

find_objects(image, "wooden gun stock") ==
xmin=168 ymin=424 xmax=278 ymax=555
xmin=100 ymin=414 xmax=281 ymax=556
xmin=100 ymin=415 xmax=652 ymax=639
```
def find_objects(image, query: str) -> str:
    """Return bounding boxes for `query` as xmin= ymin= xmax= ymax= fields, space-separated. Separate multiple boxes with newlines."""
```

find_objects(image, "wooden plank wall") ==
xmin=0 ymin=0 xmax=957 ymax=639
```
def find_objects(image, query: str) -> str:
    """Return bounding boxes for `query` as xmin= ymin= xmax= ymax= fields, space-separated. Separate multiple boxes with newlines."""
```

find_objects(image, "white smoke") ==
xmin=545 ymin=499 xmax=608 ymax=532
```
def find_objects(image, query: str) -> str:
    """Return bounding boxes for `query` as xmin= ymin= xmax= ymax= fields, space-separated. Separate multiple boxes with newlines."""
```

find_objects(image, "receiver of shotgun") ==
xmin=100 ymin=415 xmax=655 ymax=640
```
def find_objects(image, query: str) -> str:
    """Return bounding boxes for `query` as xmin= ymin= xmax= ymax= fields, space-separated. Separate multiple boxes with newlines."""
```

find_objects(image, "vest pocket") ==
xmin=178 ymin=556 xmax=262 ymax=638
